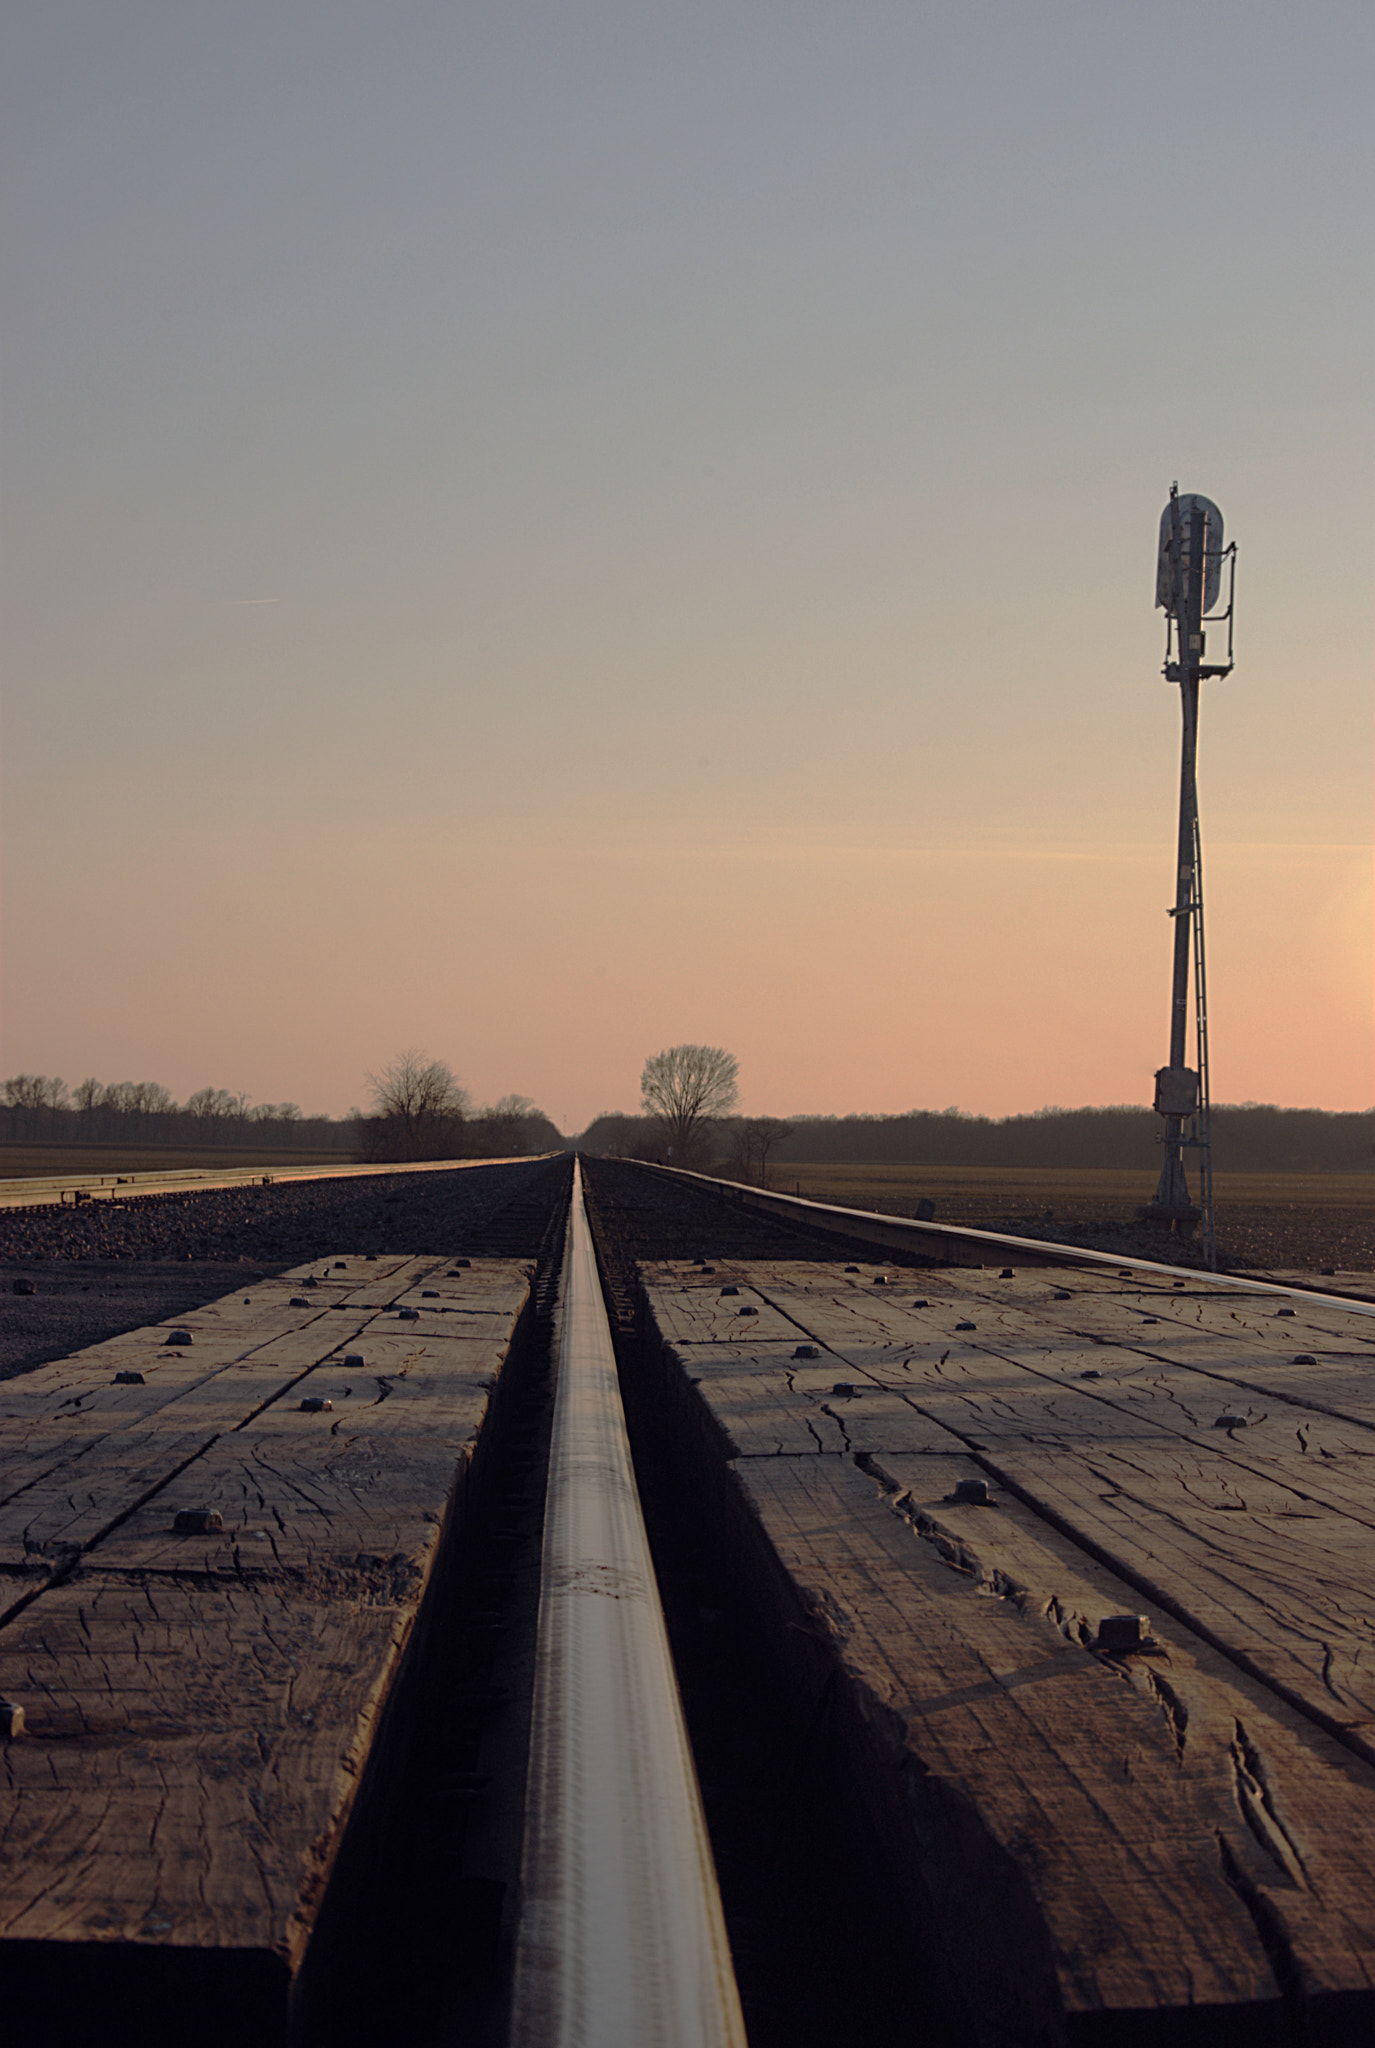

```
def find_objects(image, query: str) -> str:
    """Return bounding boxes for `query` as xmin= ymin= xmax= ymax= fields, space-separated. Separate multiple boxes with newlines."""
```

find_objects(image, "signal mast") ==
xmin=1143 ymin=485 xmax=1237 ymax=1268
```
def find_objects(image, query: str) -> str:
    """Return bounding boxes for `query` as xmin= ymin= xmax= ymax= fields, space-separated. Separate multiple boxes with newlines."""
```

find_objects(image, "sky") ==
xmin=2 ymin=0 xmax=1370 ymax=1134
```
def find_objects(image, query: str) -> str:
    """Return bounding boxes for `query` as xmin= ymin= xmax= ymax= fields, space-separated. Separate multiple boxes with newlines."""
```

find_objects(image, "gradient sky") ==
xmin=2 ymin=0 xmax=1370 ymax=1132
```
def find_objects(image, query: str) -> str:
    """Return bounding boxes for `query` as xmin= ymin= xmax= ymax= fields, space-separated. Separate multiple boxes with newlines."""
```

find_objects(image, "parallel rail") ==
xmin=511 ymin=1159 xmax=746 ymax=2048
xmin=0 ymin=1153 xmax=551 ymax=1211
xmin=640 ymin=1160 xmax=1375 ymax=1315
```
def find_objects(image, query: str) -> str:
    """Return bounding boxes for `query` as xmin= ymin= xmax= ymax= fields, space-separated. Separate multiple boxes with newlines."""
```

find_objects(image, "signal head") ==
xmin=1156 ymin=492 xmax=1225 ymax=616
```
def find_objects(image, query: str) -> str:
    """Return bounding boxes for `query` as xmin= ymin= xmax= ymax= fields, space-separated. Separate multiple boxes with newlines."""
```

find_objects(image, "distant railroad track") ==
xmin=0 ymin=1151 xmax=552 ymax=1210
xmin=636 ymin=1160 xmax=1375 ymax=1311
xmin=4 ymin=1148 xmax=1364 ymax=1308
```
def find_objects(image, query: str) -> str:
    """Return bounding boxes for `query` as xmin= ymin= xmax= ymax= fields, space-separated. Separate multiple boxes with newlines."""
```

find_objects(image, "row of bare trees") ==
xmin=1 ymin=1074 xmax=344 ymax=1151
xmin=2 ymin=1054 xmax=561 ymax=1160
xmin=357 ymin=1050 xmax=558 ymax=1162
xmin=313 ymin=1041 xmax=771 ymax=1172
xmin=2 ymin=1075 xmax=326 ymax=1145
xmin=3 ymin=1074 xmax=305 ymax=1122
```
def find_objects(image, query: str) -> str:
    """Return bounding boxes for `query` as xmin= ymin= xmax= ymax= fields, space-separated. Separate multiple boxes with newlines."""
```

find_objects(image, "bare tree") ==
xmin=3 ymin=1075 xmax=69 ymax=1110
xmin=130 ymin=1081 xmax=176 ymax=1116
xmin=365 ymin=1049 xmax=470 ymax=1160
xmin=477 ymin=1093 xmax=539 ymax=1155
xmin=87 ymin=1079 xmax=177 ymax=1116
xmin=186 ymin=1086 xmax=240 ymax=1119
xmin=640 ymin=1045 xmax=739 ymax=1164
xmin=730 ymin=1115 xmax=795 ymax=1188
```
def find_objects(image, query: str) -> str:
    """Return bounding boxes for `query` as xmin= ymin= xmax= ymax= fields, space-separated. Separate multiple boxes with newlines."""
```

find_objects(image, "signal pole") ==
xmin=1143 ymin=486 xmax=1236 ymax=1265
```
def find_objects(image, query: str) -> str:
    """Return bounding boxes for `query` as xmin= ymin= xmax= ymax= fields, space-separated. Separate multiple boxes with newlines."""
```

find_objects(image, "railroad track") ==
xmin=4 ymin=1155 xmax=1375 ymax=2046
xmin=0 ymin=1151 xmax=554 ymax=1210
xmin=511 ymin=1160 xmax=745 ymax=2048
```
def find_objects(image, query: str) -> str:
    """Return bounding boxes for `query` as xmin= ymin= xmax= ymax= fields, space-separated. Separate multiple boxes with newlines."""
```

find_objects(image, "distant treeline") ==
xmin=579 ymin=1106 xmax=1372 ymax=1174
xmin=1 ymin=1076 xmax=353 ymax=1152
xmin=354 ymin=1106 xmax=566 ymax=1162
xmin=1 ymin=1074 xmax=565 ymax=1160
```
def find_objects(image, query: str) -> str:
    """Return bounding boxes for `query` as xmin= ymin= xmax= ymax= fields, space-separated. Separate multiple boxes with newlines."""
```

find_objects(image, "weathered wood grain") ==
xmin=667 ymin=1349 xmax=964 ymax=1458
xmin=97 ymin=1337 xmax=514 ymax=1578
xmin=0 ymin=1256 xmax=531 ymax=2011
xmin=639 ymin=1259 xmax=1375 ymax=2031
xmin=642 ymin=1283 xmax=811 ymax=1349
xmin=869 ymin=1450 xmax=1375 ymax=2005
xmin=0 ymin=1260 xmax=530 ymax=1581
xmin=735 ymin=1453 xmax=1277 ymax=2021
xmin=1 ymin=1573 xmax=404 ymax=1960
xmin=722 ymin=1268 xmax=1375 ymax=1753
xmin=977 ymin=1443 xmax=1375 ymax=1757
xmin=697 ymin=1261 xmax=1375 ymax=1479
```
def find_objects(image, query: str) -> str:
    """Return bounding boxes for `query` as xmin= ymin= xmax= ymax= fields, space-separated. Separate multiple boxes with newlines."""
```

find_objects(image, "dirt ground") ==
xmin=759 ymin=1162 xmax=1375 ymax=1273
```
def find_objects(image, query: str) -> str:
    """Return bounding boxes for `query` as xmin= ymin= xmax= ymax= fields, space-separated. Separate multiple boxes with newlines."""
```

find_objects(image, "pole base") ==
xmin=1137 ymin=1202 xmax=1200 ymax=1229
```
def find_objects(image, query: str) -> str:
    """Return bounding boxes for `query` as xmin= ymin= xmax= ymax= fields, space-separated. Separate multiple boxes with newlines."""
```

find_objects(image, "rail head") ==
xmin=511 ymin=1159 xmax=746 ymax=2048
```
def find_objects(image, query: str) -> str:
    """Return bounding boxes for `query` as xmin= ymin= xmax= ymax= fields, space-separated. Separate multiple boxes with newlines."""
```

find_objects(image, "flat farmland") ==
xmin=763 ymin=1161 xmax=1374 ymax=1272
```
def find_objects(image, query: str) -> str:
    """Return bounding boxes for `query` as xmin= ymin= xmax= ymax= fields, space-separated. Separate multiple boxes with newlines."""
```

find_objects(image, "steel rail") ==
xmin=511 ymin=1159 xmax=747 ymax=2048
xmin=0 ymin=1152 xmax=552 ymax=1210
xmin=638 ymin=1162 xmax=1375 ymax=1315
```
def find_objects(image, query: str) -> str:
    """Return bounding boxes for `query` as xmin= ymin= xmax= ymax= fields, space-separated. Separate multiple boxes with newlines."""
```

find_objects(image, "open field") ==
xmin=759 ymin=1161 xmax=1375 ymax=1272
xmin=0 ymin=1143 xmax=353 ymax=1180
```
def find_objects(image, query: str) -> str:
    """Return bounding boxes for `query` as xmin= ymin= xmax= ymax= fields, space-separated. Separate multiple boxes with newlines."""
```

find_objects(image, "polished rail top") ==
xmin=511 ymin=1161 xmax=746 ymax=2048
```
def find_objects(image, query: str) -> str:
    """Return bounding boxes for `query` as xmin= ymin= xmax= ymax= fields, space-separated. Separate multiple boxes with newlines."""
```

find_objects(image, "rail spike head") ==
xmin=173 ymin=1507 xmax=224 ymax=1535
xmin=1097 ymin=1614 xmax=1154 ymax=1655
xmin=951 ymin=1478 xmax=992 ymax=1506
